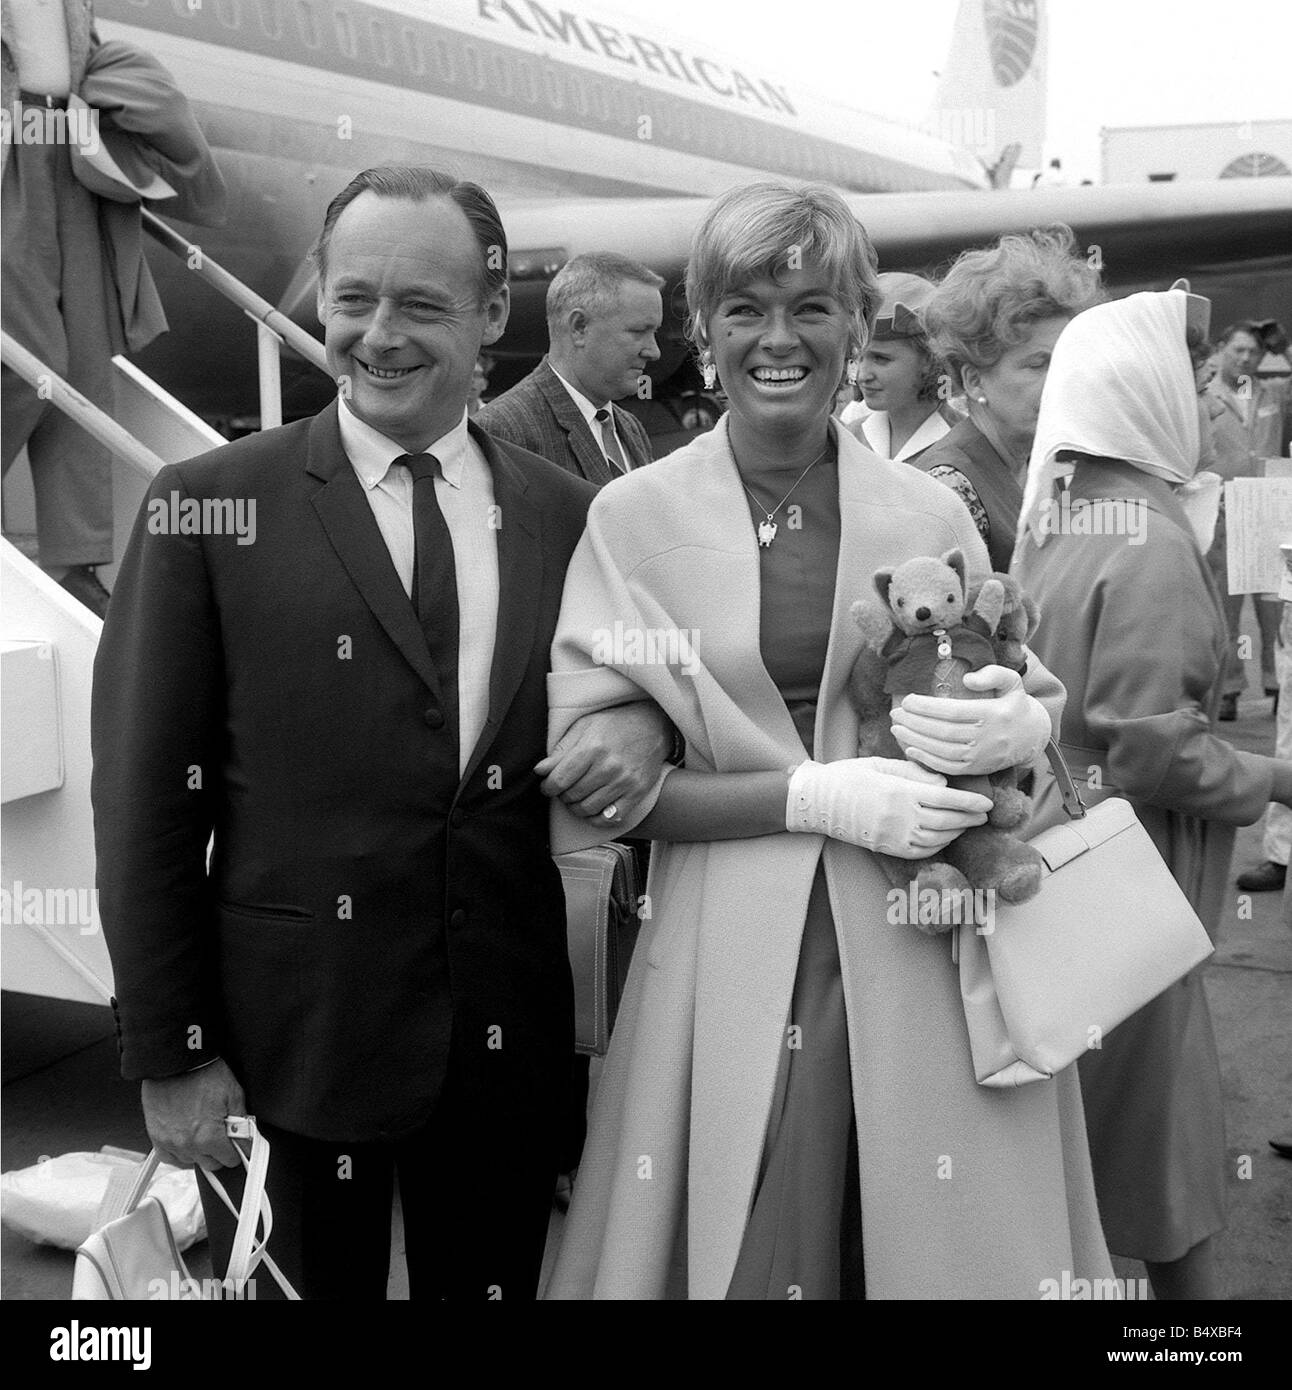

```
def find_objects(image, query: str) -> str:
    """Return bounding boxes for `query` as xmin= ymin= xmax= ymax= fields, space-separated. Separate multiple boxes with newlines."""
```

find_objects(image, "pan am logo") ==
xmin=1221 ymin=152 xmax=1291 ymax=178
xmin=983 ymin=0 xmax=1040 ymax=88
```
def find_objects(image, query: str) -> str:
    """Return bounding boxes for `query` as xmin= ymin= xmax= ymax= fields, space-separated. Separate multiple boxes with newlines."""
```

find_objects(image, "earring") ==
xmin=701 ymin=354 xmax=717 ymax=391
xmin=845 ymin=357 xmax=860 ymax=386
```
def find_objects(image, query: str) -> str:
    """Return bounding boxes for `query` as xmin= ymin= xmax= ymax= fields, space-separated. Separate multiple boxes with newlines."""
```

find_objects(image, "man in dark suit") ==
xmin=476 ymin=252 xmax=662 ymax=485
xmin=90 ymin=166 xmax=668 ymax=1300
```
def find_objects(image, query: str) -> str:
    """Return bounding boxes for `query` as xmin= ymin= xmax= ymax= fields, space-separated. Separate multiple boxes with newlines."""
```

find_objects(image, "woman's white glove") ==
xmin=786 ymin=757 xmax=992 ymax=858
xmin=888 ymin=665 xmax=1051 ymax=775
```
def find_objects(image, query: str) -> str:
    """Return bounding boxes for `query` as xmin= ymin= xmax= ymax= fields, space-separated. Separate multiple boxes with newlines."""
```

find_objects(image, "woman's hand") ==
xmin=888 ymin=665 xmax=1051 ymax=775
xmin=786 ymin=757 xmax=992 ymax=858
xmin=536 ymin=701 xmax=672 ymax=820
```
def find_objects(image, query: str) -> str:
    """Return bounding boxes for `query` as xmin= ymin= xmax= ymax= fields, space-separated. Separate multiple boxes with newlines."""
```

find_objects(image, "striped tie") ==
xmin=593 ymin=407 xmax=629 ymax=474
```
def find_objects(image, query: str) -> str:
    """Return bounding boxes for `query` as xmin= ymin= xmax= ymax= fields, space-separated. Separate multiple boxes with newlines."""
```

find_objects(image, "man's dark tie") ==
xmin=593 ymin=407 xmax=629 ymax=474
xmin=395 ymin=453 xmax=459 ymax=738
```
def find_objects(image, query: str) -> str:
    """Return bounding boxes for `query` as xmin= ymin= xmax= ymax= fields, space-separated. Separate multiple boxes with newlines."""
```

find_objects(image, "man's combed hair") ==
xmin=545 ymin=253 xmax=664 ymax=333
xmin=924 ymin=224 xmax=1104 ymax=386
xmin=684 ymin=182 xmax=881 ymax=350
xmin=311 ymin=166 xmax=507 ymax=303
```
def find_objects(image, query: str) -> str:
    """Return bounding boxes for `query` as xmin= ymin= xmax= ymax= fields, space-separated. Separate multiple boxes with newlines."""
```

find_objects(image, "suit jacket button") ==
xmin=450 ymin=808 xmax=465 ymax=828
xmin=424 ymin=706 xmax=444 ymax=729
xmin=450 ymin=908 xmax=467 ymax=929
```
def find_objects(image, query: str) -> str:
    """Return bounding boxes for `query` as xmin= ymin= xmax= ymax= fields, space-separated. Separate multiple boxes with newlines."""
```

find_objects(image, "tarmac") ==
xmin=2 ymin=670 xmax=1289 ymax=1303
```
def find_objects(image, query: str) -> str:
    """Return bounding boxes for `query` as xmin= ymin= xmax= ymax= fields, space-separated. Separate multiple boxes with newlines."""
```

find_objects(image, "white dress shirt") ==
xmin=337 ymin=398 xmax=499 ymax=776
xmin=859 ymin=408 xmax=952 ymax=463
xmin=549 ymin=363 xmax=629 ymax=467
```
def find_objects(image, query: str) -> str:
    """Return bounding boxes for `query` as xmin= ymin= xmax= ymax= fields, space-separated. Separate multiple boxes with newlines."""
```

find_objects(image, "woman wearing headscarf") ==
xmin=843 ymin=272 xmax=958 ymax=463
xmin=540 ymin=181 xmax=1114 ymax=1300
xmin=1014 ymin=288 xmax=1292 ymax=1299
xmin=917 ymin=226 xmax=1103 ymax=572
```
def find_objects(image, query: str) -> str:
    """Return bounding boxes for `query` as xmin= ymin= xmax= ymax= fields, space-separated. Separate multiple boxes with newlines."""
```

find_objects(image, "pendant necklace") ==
xmin=736 ymin=443 xmax=831 ymax=548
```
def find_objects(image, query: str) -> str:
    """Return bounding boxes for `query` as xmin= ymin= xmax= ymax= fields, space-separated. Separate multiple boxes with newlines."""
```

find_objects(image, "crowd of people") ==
xmin=79 ymin=159 xmax=1292 ymax=1301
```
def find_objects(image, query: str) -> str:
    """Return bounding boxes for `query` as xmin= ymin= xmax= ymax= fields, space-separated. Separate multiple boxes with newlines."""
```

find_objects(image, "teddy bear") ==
xmin=847 ymin=550 xmax=1045 ymax=929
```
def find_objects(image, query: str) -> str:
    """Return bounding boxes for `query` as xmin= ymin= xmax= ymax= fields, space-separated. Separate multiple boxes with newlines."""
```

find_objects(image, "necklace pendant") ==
xmin=758 ymin=518 xmax=778 ymax=548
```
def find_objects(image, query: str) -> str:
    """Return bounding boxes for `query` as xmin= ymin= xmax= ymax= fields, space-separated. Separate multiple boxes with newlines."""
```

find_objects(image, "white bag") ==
xmin=71 ymin=1116 xmax=299 ymax=1300
xmin=1 ymin=1148 xmax=205 ymax=1250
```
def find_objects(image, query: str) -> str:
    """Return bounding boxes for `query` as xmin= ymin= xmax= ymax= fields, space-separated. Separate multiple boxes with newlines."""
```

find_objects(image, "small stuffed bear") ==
xmin=847 ymin=550 xmax=1045 ymax=929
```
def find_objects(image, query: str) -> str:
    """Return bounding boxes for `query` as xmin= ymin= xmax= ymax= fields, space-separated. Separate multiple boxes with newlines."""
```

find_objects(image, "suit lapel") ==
xmin=306 ymin=401 xmax=446 ymax=701
xmin=459 ymin=423 xmax=545 ymax=789
xmin=537 ymin=360 xmax=617 ymax=487
xmin=611 ymin=403 xmax=652 ymax=469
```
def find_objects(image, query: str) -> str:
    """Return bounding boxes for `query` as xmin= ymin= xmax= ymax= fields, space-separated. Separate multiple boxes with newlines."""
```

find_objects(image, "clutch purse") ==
xmin=71 ymin=1116 xmax=299 ymax=1300
xmin=954 ymin=741 xmax=1214 ymax=1088
xmin=556 ymin=843 xmax=642 ymax=1056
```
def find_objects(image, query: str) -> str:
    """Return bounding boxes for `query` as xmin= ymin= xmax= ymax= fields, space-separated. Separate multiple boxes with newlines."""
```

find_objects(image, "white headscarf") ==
xmin=1014 ymin=289 xmax=1219 ymax=562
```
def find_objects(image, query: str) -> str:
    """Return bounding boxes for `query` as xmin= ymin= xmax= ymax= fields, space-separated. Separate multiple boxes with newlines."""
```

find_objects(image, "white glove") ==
xmin=889 ymin=665 xmax=1051 ymax=775
xmin=786 ymin=757 xmax=992 ymax=858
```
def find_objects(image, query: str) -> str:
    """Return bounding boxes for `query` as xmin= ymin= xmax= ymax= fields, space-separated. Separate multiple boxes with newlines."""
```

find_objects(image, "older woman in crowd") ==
xmin=540 ymin=182 xmax=1114 ymax=1300
xmin=917 ymin=225 xmax=1103 ymax=571
xmin=1014 ymin=288 xmax=1292 ymax=1300
xmin=845 ymin=272 xmax=958 ymax=463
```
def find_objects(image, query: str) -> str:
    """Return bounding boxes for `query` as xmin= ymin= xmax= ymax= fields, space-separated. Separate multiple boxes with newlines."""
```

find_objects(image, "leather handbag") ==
xmin=954 ymin=741 xmax=1214 ymax=1089
xmin=556 ymin=843 xmax=642 ymax=1056
xmin=71 ymin=1116 xmax=299 ymax=1300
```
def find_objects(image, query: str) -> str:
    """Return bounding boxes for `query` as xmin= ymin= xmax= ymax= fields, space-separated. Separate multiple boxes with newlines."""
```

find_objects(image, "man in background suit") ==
xmin=91 ymin=166 xmax=669 ymax=1300
xmin=476 ymin=252 xmax=662 ymax=484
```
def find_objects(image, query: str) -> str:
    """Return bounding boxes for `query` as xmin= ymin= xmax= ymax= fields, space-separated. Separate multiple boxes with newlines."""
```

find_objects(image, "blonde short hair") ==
xmin=924 ymin=224 xmax=1103 ymax=388
xmin=684 ymin=182 xmax=880 ymax=352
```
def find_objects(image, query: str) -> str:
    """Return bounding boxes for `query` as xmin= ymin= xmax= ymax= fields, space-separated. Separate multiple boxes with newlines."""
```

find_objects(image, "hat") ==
xmin=872 ymin=273 xmax=937 ymax=340
xmin=66 ymin=95 xmax=175 ymax=204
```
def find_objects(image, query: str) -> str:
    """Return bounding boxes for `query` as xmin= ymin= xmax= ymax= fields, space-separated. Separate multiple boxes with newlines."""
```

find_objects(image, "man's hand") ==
xmin=889 ymin=665 xmax=1051 ymax=775
xmin=536 ymin=701 xmax=672 ymax=820
xmin=141 ymin=1058 xmax=247 ymax=1170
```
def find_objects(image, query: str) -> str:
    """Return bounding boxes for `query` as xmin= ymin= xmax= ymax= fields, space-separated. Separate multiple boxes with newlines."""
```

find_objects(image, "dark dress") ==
xmin=915 ymin=417 xmax=1024 ymax=573
xmin=723 ymin=453 xmax=864 ymax=1300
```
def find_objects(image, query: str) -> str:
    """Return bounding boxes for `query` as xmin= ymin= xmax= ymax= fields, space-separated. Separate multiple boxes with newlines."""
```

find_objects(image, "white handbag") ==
xmin=954 ymin=742 xmax=1215 ymax=1088
xmin=71 ymin=1116 xmax=300 ymax=1300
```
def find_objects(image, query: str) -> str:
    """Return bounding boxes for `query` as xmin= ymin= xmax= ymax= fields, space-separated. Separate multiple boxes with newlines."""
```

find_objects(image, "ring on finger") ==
xmin=602 ymin=804 xmax=619 ymax=821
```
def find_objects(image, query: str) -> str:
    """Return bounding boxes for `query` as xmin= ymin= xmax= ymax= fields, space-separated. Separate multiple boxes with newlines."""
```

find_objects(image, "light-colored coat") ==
xmin=545 ymin=418 xmax=1113 ymax=1299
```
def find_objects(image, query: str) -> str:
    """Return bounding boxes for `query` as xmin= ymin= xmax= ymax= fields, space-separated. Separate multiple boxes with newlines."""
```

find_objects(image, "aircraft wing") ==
xmin=495 ymin=180 xmax=1292 ymax=363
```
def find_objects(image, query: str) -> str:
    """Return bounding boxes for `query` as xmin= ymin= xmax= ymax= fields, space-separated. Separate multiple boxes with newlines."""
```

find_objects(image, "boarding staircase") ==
xmin=1 ymin=212 xmax=332 ymax=1002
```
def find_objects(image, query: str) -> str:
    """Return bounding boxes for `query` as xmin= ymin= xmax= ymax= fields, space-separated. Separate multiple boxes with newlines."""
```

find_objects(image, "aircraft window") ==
xmin=369 ymin=19 xmax=392 ymax=66
xmin=401 ymin=27 xmax=425 ymax=76
xmin=214 ymin=0 xmax=241 ymax=29
xmin=169 ymin=0 xmax=189 ymax=13
xmin=294 ymin=1 xmax=320 ymax=47
xmin=126 ymin=0 xmax=148 ymax=7
xmin=334 ymin=8 xmax=356 ymax=59
xmin=590 ymin=78 xmax=609 ymax=121
xmin=461 ymin=42 xmax=486 ymax=90
xmin=258 ymin=0 xmax=283 ymax=39
xmin=608 ymin=79 xmax=630 ymax=125
xmin=432 ymin=36 xmax=457 ymax=83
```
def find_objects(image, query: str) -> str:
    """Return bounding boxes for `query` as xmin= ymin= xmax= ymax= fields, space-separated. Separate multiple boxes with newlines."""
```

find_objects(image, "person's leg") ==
xmin=1 ymin=143 xmax=65 ymax=480
xmin=198 ymin=1122 xmax=395 ymax=1301
xmin=1261 ymin=604 xmax=1292 ymax=866
xmin=397 ymin=1086 xmax=558 ymax=1301
xmin=1257 ymin=597 xmax=1281 ymax=694
xmin=1145 ymin=1235 xmax=1221 ymax=1301
xmin=29 ymin=145 xmax=115 ymax=570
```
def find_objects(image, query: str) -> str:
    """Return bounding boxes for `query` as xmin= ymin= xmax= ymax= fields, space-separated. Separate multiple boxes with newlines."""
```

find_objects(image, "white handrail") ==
xmin=1 ymin=331 xmax=168 ymax=481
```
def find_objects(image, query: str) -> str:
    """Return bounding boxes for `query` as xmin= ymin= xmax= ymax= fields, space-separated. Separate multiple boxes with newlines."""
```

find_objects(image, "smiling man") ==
xmin=476 ymin=252 xmax=663 ymax=486
xmin=91 ymin=166 xmax=670 ymax=1300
